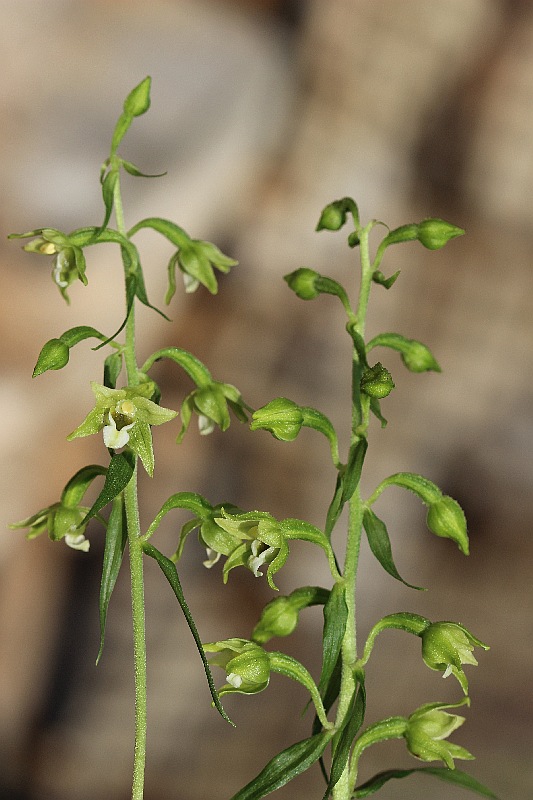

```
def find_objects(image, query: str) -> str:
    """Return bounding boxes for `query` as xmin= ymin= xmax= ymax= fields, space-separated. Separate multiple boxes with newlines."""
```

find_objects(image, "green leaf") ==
xmin=61 ymin=464 xmax=107 ymax=508
xmin=341 ymin=438 xmax=368 ymax=503
xmin=99 ymin=167 xmax=118 ymax=234
xmin=318 ymin=582 xmax=348 ymax=699
xmin=97 ymin=494 xmax=127 ymax=664
xmin=230 ymin=731 xmax=333 ymax=800
xmin=324 ymin=681 xmax=366 ymax=798
xmin=371 ymin=269 xmax=400 ymax=289
xmin=81 ymin=451 xmax=135 ymax=525
xmin=142 ymin=542 xmax=233 ymax=726
xmin=363 ymin=508 xmax=424 ymax=590
xmin=325 ymin=473 xmax=344 ymax=539
xmin=121 ymin=159 xmax=166 ymax=179
xmin=103 ymin=352 xmax=123 ymax=388
xmin=353 ymin=766 xmax=500 ymax=798
xmin=369 ymin=397 xmax=388 ymax=427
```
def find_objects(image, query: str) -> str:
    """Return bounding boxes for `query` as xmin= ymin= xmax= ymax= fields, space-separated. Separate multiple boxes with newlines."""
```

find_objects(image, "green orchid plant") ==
xmin=9 ymin=77 xmax=497 ymax=800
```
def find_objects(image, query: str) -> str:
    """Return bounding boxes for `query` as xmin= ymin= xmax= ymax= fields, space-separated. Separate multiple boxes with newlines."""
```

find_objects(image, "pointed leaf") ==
xmin=363 ymin=508 xmax=424 ymax=590
xmin=128 ymin=421 xmax=154 ymax=477
xmin=318 ymin=582 xmax=348 ymax=698
xmin=341 ymin=438 xmax=368 ymax=503
xmin=324 ymin=681 xmax=366 ymax=798
xmin=230 ymin=731 xmax=333 ymax=800
xmin=97 ymin=494 xmax=127 ymax=664
xmin=99 ymin=167 xmax=118 ymax=234
xmin=81 ymin=451 xmax=135 ymax=524
xmin=353 ymin=766 xmax=500 ymax=798
xmin=142 ymin=542 xmax=233 ymax=726
xmin=104 ymin=352 xmax=123 ymax=388
xmin=121 ymin=159 xmax=166 ymax=178
xmin=371 ymin=269 xmax=401 ymax=289
xmin=61 ymin=464 xmax=107 ymax=508
xmin=325 ymin=473 xmax=344 ymax=539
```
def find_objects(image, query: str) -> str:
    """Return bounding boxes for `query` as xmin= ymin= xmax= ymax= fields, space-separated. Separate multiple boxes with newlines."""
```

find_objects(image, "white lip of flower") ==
xmin=248 ymin=540 xmax=277 ymax=577
xmin=183 ymin=273 xmax=200 ymax=293
xmin=198 ymin=414 xmax=215 ymax=436
xmin=65 ymin=532 xmax=90 ymax=552
xmin=442 ymin=665 xmax=453 ymax=679
xmin=203 ymin=548 xmax=221 ymax=569
xmin=226 ymin=672 xmax=243 ymax=688
xmin=103 ymin=413 xmax=135 ymax=449
xmin=52 ymin=251 xmax=70 ymax=287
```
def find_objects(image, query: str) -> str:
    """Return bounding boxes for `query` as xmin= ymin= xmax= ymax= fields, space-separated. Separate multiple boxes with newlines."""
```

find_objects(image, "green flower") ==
xmin=68 ymin=382 xmax=177 ymax=476
xmin=177 ymin=381 xmax=248 ymax=443
xmin=172 ymin=239 xmax=237 ymax=295
xmin=10 ymin=503 xmax=90 ymax=552
xmin=421 ymin=621 xmax=489 ymax=694
xmin=204 ymin=638 xmax=271 ymax=696
xmin=13 ymin=228 xmax=88 ymax=302
xmin=404 ymin=700 xmax=474 ymax=769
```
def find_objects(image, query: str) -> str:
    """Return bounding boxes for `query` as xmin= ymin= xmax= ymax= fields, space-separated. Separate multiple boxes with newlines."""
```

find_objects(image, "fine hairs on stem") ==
xmin=9 ymin=78 xmax=497 ymax=800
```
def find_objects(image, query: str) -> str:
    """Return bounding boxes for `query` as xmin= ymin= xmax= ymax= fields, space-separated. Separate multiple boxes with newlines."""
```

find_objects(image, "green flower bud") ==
xmin=400 ymin=340 xmax=441 ymax=373
xmin=426 ymin=496 xmax=468 ymax=555
xmin=416 ymin=219 xmax=465 ymax=250
xmin=404 ymin=700 xmax=474 ymax=769
xmin=316 ymin=197 xmax=359 ymax=231
xmin=252 ymin=597 xmax=299 ymax=643
xmin=33 ymin=338 xmax=70 ymax=376
xmin=421 ymin=621 xmax=489 ymax=694
xmin=123 ymin=76 xmax=151 ymax=117
xmin=251 ymin=397 xmax=304 ymax=441
xmin=10 ymin=502 xmax=90 ymax=552
xmin=204 ymin=638 xmax=271 ymax=696
xmin=284 ymin=268 xmax=321 ymax=300
xmin=360 ymin=363 xmax=395 ymax=399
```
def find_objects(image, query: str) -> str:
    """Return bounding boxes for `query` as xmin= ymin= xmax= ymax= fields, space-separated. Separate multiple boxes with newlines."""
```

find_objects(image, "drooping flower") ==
xmin=421 ymin=621 xmax=489 ymax=694
xmin=203 ymin=638 xmax=271 ymax=696
xmin=68 ymin=381 xmax=177 ymax=476
xmin=177 ymin=381 xmax=248 ymax=443
xmin=10 ymin=228 xmax=88 ymax=302
xmin=10 ymin=503 xmax=90 ymax=552
xmin=404 ymin=700 xmax=474 ymax=769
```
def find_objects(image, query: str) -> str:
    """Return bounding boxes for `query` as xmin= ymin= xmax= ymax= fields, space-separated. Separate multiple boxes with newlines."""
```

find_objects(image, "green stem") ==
xmin=115 ymin=174 xmax=147 ymax=800
xmin=333 ymin=224 xmax=375 ymax=799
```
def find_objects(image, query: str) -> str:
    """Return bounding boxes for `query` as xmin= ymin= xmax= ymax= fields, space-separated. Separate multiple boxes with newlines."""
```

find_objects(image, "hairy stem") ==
xmin=333 ymin=224 xmax=374 ymax=799
xmin=115 ymin=174 xmax=147 ymax=800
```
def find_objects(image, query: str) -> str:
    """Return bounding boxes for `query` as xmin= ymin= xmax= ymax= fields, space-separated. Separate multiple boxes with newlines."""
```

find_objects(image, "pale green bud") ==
xmin=204 ymin=638 xmax=270 ymax=696
xmin=252 ymin=597 xmax=299 ymax=643
xmin=251 ymin=397 xmax=304 ymax=441
xmin=284 ymin=268 xmax=321 ymax=299
xmin=360 ymin=363 xmax=395 ymax=399
xmin=421 ymin=621 xmax=488 ymax=694
xmin=404 ymin=701 xmax=474 ymax=769
xmin=417 ymin=219 xmax=465 ymax=250
xmin=426 ymin=496 xmax=468 ymax=555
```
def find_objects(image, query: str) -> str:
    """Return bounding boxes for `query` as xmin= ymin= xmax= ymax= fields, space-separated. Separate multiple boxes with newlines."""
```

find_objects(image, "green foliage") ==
xmin=9 ymin=79 xmax=495 ymax=800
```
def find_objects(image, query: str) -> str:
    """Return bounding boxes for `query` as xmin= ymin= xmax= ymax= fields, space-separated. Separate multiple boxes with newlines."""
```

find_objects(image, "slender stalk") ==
xmin=115 ymin=174 xmax=148 ymax=800
xmin=332 ymin=224 xmax=375 ymax=799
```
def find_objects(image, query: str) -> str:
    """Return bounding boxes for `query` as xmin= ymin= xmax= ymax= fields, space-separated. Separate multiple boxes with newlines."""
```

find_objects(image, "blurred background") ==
xmin=1 ymin=0 xmax=532 ymax=798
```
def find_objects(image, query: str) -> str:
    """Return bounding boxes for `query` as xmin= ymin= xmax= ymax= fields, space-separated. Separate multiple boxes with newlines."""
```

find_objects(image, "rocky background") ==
xmin=0 ymin=1 xmax=532 ymax=798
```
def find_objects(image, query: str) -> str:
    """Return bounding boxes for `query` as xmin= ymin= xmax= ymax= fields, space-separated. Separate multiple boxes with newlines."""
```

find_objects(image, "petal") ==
xmin=65 ymin=532 xmax=90 ymax=552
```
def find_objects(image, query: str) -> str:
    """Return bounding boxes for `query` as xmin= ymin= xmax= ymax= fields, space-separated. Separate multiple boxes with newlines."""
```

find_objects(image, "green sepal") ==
xmin=353 ymin=767 xmax=500 ymax=798
xmin=61 ymin=464 xmax=107 ymax=509
xmin=229 ymin=730 xmax=334 ymax=800
xmin=81 ymin=451 xmax=135 ymax=525
xmin=103 ymin=352 xmax=123 ymax=388
xmin=97 ymin=494 xmax=127 ymax=664
xmin=323 ymin=678 xmax=366 ymax=798
xmin=366 ymin=332 xmax=441 ymax=373
xmin=318 ymin=582 xmax=348 ymax=700
xmin=142 ymin=541 xmax=234 ymax=726
xmin=127 ymin=420 xmax=154 ymax=476
xmin=362 ymin=508 xmax=425 ymax=590
xmin=33 ymin=326 xmax=113 ymax=376
xmin=371 ymin=269 xmax=401 ymax=289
